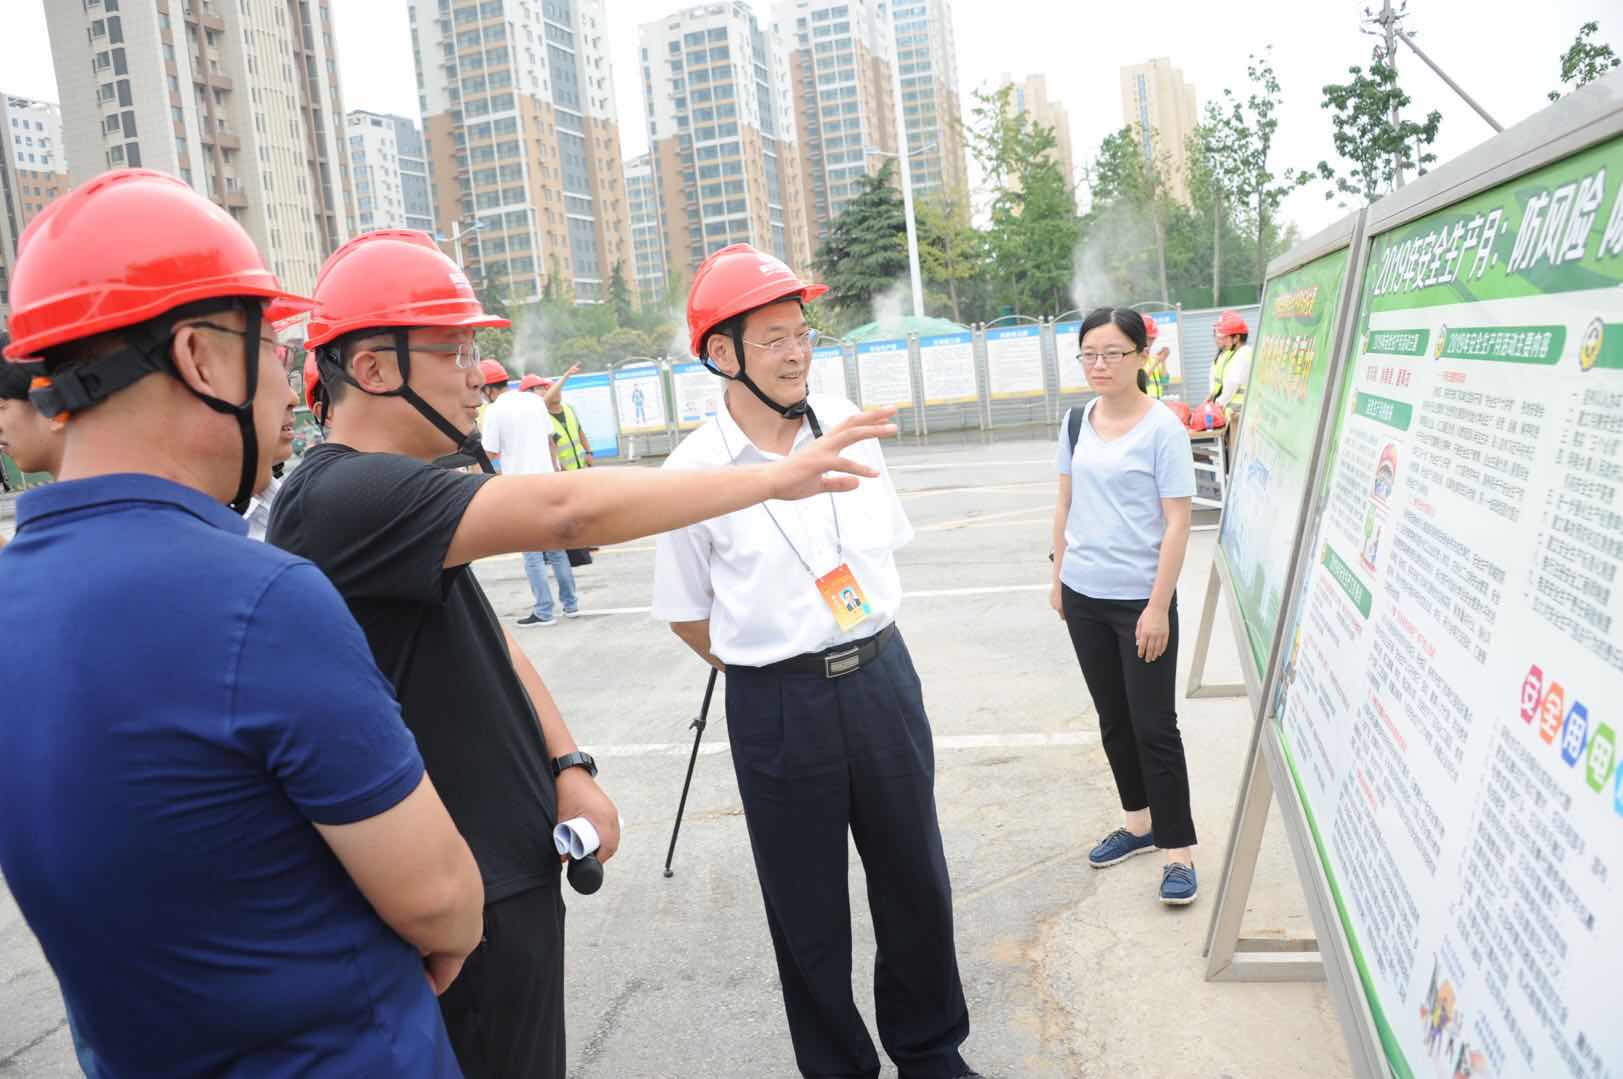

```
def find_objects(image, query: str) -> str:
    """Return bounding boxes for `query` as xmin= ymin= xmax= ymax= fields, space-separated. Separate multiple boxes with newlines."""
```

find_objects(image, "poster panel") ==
xmin=614 ymin=364 xmax=668 ymax=433
xmin=985 ymin=325 xmax=1045 ymax=398
xmin=1219 ymin=247 xmax=1350 ymax=675
xmin=1055 ymin=320 xmax=1086 ymax=392
xmin=671 ymin=362 xmax=723 ymax=429
xmin=809 ymin=345 xmax=849 ymax=401
xmin=1272 ymin=134 xmax=1623 ymax=1078
xmin=919 ymin=332 xmax=977 ymax=404
xmin=856 ymin=339 xmax=914 ymax=408
xmin=560 ymin=371 xmax=619 ymax=458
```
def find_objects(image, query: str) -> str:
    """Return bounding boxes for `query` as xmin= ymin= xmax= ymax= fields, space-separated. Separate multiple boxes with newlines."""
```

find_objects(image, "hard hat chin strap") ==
xmin=28 ymin=297 xmax=263 ymax=514
xmin=694 ymin=322 xmax=809 ymax=421
xmin=322 ymin=328 xmax=495 ymax=474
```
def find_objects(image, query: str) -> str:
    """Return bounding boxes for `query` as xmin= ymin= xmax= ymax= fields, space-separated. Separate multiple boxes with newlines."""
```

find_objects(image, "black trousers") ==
xmin=439 ymin=884 xmax=566 ymax=1079
xmin=1061 ymin=586 xmax=1197 ymax=850
xmin=726 ymin=629 xmax=970 ymax=1079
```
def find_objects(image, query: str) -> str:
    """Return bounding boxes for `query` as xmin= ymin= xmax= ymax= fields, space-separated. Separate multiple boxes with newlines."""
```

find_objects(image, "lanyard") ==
xmin=715 ymin=405 xmax=841 ymax=579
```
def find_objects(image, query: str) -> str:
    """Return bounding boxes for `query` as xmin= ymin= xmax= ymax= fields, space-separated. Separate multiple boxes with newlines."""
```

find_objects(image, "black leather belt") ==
xmin=756 ymin=623 xmax=897 ymax=679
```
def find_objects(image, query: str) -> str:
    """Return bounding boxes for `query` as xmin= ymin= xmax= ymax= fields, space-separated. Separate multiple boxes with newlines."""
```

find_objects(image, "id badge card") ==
xmin=815 ymin=562 xmax=874 ymax=632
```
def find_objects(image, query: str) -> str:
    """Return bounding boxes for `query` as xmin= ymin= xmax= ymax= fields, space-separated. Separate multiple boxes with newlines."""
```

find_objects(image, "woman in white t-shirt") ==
xmin=1048 ymin=307 xmax=1199 ymax=906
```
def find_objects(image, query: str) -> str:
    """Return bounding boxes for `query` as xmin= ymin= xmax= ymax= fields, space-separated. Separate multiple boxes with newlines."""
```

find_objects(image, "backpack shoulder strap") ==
xmin=1066 ymin=405 xmax=1085 ymax=455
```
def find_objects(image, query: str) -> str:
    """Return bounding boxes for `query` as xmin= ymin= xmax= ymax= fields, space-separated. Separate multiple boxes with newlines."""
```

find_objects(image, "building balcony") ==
xmin=222 ymin=188 xmax=248 ymax=209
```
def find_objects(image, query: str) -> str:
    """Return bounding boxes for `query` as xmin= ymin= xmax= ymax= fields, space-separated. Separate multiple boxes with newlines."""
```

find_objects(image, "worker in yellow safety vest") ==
xmin=1206 ymin=310 xmax=1251 ymax=423
xmin=528 ymin=364 xmax=593 ymax=469
xmin=1140 ymin=315 xmax=1169 ymax=399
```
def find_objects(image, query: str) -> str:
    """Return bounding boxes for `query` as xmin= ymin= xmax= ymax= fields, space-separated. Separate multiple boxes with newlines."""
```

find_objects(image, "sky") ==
xmin=4 ymin=0 xmax=1618 ymax=240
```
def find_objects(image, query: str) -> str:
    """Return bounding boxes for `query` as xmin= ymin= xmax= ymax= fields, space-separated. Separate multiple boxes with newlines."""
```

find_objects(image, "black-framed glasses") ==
xmin=370 ymin=340 xmax=482 ymax=370
xmin=184 ymin=320 xmax=294 ymax=370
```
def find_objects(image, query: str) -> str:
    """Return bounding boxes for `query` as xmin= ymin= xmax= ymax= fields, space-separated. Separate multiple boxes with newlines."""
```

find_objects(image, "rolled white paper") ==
xmin=553 ymin=816 xmax=600 ymax=859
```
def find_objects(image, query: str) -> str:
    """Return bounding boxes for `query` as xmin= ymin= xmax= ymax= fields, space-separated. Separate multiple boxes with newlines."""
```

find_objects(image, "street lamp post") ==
xmin=864 ymin=139 xmax=936 ymax=325
xmin=886 ymin=7 xmax=925 ymax=321
xmin=437 ymin=217 xmax=488 ymax=270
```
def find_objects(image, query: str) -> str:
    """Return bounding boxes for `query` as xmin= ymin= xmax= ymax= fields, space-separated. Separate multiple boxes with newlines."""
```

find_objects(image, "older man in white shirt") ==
xmin=653 ymin=245 xmax=978 ymax=1079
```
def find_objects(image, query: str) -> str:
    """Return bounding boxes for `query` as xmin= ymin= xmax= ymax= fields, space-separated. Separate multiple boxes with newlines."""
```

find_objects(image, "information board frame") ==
xmin=1204 ymin=72 xmax=1623 ymax=1079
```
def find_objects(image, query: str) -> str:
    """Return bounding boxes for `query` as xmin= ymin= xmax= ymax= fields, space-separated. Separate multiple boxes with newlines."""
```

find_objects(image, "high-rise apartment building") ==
xmin=624 ymin=152 xmax=667 ymax=306
xmin=772 ymin=0 xmax=896 ymax=250
xmin=891 ymin=0 xmax=967 ymax=200
xmin=1 ymin=95 xmax=71 ymax=321
xmin=412 ymin=0 xmax=635 ymax=305
xmin=1001 ymin=73 xmax=1073 ymax=190
xmin=347 ymin=110 xmax=435 ymax=233
xmin=44 ymin=0 xmax=356 ymax=293
xmin=639 ymin=2 xmax=811 ymax=280
xmin=1120 ymin=57 xmax=1198 ymax=203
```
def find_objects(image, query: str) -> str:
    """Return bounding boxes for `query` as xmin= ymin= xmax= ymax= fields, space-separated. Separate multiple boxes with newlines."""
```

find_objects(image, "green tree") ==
xmin=1549 ymin=21 xmax=1620 ymax=101
xmin=607 ymin=260 xmax=634 ymax=325
xmin=812 ymin=160 xmax=910 ymax=327
xmin=1076 ymin=127 xmax=1166 ymax=306
xmin=1318 ymin=55 xmax=1442 ymax=203
xmin=913 ymin=191 xmax=983 ymax=323
xmin=600 ymin=326 xmax=651 ymax=364
xmin=1206 ymin=50 xmax=1314 ymax=293
xmin=966 ymin=85 xmax=1080 ymax=316
xmin=475 ymin=325 xmax=513 ymax=366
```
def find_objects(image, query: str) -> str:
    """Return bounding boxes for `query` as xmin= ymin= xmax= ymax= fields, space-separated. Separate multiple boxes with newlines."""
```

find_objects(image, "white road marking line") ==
xmin=890 ymin=459 xmax=1054 ymax=471
xmin=515 ymin=583 xmax=1053 ymax=621
xmin=582 ymin=729 xmax=1099 ymax=759
xmin=916 ymin=505 xmax=1052 ymax=531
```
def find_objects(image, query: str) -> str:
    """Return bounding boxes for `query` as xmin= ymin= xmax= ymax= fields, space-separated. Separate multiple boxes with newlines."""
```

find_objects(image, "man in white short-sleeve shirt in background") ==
xmin=480 ymin=361 xmax=579 ymax=625
xmin=652 ymin=244 xmax=979 ymax=1079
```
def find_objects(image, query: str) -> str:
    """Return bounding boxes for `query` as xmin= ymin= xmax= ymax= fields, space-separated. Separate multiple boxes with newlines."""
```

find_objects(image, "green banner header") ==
xmin=1352 ymin=392 xmax=1414 ymax=431
xmin=1322 ymin=545 xmax=1373 ymax=618
xmin=1439 ymin=325 xmax=1566 ymax=364
xmin=1366 ymin=329 xmax=1431 ymax=357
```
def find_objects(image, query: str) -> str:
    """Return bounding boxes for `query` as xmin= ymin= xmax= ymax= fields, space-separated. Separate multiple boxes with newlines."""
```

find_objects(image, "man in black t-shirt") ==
xmin=269 ymin=230 xmax=897 ymax=1077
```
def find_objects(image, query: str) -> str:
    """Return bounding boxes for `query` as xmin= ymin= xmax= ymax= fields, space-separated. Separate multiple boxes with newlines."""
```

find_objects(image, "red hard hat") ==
xmin=266 ymin=296 xmax=315 ymax=330
xmin=1215 ymin=310 xmax=1248 ymax=337
xmin=1188 ymin=401 xmax=1227 ymax=430
xmin=304 ymin=229 xmax=510 ymax=349
xmin=518 ymin=373 xmax=546 ymax=392
xmin=1143 ymin=314 xmax=1160 ymax=341
xmin=3 ymin=169 xmax=310 ymax=361
xmin=479 ymin=358 xmax=511 ymax=386
xmin=303 ymin=354 xmax=324 ymax=413
xmin=686 ymin=243 xmax=828 ymax=358
xmin=1164 ymin=400 xmax=1192 ymax=425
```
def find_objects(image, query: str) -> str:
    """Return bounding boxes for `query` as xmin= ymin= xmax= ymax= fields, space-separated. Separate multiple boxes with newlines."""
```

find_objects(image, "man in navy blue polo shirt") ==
xmin=0 ymin=170 xmax=484 ymax=1076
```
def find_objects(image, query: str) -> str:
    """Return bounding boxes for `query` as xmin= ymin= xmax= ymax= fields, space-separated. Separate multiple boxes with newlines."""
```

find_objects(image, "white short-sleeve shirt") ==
xmin=480 ymin=390 xmax=556 ymax=476
xmin=651 ymin=393 xmax=914 ymax=667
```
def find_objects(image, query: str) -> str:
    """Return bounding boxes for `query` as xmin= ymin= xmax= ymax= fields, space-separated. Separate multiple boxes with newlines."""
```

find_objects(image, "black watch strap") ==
xmin=552 ymin=750 xmax=597 ymax=779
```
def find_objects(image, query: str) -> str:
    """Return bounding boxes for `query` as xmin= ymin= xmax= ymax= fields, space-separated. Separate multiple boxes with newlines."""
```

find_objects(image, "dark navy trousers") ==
xmin=725 ymin=629 xmax=970 ymax=1079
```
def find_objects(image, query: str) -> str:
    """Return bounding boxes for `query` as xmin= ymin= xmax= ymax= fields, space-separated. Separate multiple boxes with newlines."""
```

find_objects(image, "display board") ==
xmin=918 ymin=332 xmax=977 ymax=404
xmin=1218 ymin=247 xmax=1351 ymax=677
xmin=1144 ymin=310 xmax=1185 ymax=384
xmin=855 ymin=339 xmax=914 ymax=408
xmin=1055 ymin=320 xmax=1086 ymax=392
xmin=614 ymin=364 xmax=668 ymax=434
xmin=671 ymin=362 xmax=723 ymax=429
xmin=985 ymin=325 xmax=1045 ymax=398
xmin=560 ymin=371 xmax=619 ymax=458
xmin=809 ymin=344 xmax=849 ymax=401
xmin=1270 ymin=130 xmax=1623 ymax=1078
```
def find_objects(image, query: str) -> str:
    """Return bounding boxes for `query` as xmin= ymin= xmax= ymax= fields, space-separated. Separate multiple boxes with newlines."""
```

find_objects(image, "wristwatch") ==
xmin=551 ymin=750 xmax=598 ymax=779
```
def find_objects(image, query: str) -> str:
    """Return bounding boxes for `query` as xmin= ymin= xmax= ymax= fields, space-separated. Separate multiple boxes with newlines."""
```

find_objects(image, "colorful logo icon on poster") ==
xmin=1561 ymin=702 xmax=1590 ymax=767
xmin=1586 ymin=723 xmax=1615 ymax=795
xmin=1539 ymin=683 xmax=1565 ymax=744
xmin=1520 ymin=665 xmax=1543 ymax=724
xmin=1579 ymin=318 xmax=1603 ymax=373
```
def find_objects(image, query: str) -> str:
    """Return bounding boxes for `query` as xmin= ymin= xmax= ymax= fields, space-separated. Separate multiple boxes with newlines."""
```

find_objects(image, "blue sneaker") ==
xmin=1088 ymin=827 xmax=1155 ymax=868
xmin=1160 ymin=862 xmax=1198 ymax=905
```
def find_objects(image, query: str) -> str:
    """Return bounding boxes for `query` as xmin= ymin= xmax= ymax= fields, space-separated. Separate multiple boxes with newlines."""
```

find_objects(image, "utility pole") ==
xmin=887 ymin=5 xmax=925 ymax=320
xmin=1379 ymin=0 xmax=1405 ymax=189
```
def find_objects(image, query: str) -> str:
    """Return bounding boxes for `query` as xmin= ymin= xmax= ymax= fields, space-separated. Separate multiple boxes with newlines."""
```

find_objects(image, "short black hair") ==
xmin=1077 ymin=307 xmax=1148 ymax=352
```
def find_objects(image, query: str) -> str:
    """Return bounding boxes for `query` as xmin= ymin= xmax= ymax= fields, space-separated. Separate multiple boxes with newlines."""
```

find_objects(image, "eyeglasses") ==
xmin=371 ymin=340 xmax=482 ymax=369
xmin=742 ymin=327 xmax=819 ymax=358
xmin=185 ymin=320 xmax=294 ymax=370
xmin=1076 ymin=348 xmax=1140 ymax=368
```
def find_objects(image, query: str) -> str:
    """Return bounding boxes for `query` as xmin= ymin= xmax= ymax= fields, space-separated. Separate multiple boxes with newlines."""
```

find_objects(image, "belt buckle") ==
xmin=823 ymin=646 xmax=861 ymax=679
